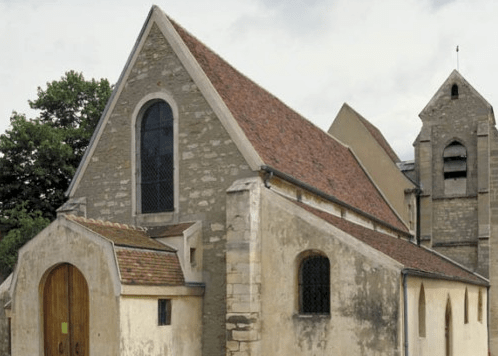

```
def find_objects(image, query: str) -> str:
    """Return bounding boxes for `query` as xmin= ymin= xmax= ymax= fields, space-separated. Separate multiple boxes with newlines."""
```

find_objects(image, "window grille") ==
xmin=299 ymin=255 xmax=330 ymax=314
xmin=158 ymin=299 xmax=172 ymax=325
xmin=141 ymin=101 xmax=174 ymax=213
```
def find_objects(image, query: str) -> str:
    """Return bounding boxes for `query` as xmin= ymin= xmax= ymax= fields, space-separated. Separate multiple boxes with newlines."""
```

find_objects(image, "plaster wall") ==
xmin=9 ymin=218 xmax=120 ymax=355
xmin=226 ymin=177 xmax=404 ymax=356
xmin=406 ymin=277 xmax=487 ymax=356
xmin=119 ymin=295 xmax=202 ymax=356
xmin=329 ymin=104 xmax=416 ymax=231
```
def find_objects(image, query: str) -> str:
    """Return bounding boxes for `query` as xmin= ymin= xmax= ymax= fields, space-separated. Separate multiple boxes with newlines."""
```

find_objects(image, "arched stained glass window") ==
xmin=140 ymin=101 xmax=174 ymax=213
xmin=299 ymin=254 xmax=330 ymax=314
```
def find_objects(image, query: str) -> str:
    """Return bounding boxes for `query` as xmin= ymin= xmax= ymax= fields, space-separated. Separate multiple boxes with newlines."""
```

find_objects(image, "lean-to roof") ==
xmin=296 ymin=202 xmax=487 ymax=285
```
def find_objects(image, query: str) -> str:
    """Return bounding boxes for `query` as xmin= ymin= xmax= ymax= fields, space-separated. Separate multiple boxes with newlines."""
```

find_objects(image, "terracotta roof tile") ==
xmin=115 ymin=247 xmax=185 ymax=286
xmin=66 ymin=215 xmax=175 ymax=251
xmin=171 ymin=20 xmax=406 ymax=232
xmin=296 ymin=202 xmax=486 ymax=285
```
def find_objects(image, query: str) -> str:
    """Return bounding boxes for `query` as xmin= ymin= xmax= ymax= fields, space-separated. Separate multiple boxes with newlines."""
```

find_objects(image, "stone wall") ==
xmin=70 ymin=23 xmax=254 ymax=355
xmin=415 ymin=73 xmax=492 ymax=275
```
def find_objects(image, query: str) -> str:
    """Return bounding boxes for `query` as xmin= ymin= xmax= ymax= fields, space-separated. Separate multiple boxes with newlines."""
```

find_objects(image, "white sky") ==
xmin=2 ymin=0 xmax=498 ymax=160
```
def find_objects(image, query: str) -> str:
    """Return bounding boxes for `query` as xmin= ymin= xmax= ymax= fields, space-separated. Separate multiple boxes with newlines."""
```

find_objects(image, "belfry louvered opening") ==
xmin=443 ymin=142 xmax=467 ymax=179
xmin=443 ymin=141 xmax=467 ymax=195
xmin=140 ymin=101 xmax=174 ymax=213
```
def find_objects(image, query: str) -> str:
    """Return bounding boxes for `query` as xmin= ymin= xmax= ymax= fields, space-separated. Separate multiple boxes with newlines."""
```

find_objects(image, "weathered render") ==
xmin=0 ymin=6 xmax=492 ymax=356
xmin=329 ymin=103 xmax=417 ymax=232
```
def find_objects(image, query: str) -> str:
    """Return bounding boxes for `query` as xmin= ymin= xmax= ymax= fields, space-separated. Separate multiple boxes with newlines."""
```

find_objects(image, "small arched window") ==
xmin=419 ymin=284 xmax=426 ymax=337
xmin=443 ymin=141 xmax=467 ymax=195
xmin=451 ymin=84 xmax=459 ymax=99
xmin=464 ymin=288 xmax=469 ymax=324
xmin=139 ymin=101 xmax=174 ymax=213
xmin=299 ymin=254 xmax=330 ymax=314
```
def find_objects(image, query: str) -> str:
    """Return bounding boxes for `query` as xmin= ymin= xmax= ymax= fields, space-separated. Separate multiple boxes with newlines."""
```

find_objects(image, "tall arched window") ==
xmin=445 ymin=298 xmax=452 ymax=356
xmin=418 ymin=284 xmax=426 ymax=337
xmin=140 ymin=101 xmax=174 ymax=213
xmin=299 ymin=254 xmax=330 ymax=314
xmin=464 ymin=288 xmax=469 ymax=324
xmin=478 ymin=289 xmax=483 ymax=323
xmin=443 ymin=141 xmax=467 ymax=195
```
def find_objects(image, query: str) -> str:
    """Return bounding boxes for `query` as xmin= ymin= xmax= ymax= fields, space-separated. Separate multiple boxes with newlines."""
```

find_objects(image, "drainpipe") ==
xmin=416 ymin=188 xmax=421 ymax=246
xmin=488 ymin=286 xmax=490 ymax=356
xmin=403 ymin=271 xmax=409 ymax=356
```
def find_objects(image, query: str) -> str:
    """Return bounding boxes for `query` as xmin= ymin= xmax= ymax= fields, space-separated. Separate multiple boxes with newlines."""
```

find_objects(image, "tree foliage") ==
xmin=0 ymin=71 xmax=112 ymax=276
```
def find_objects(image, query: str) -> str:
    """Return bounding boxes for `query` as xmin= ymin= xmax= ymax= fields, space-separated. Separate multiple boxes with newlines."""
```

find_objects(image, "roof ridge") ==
xmin=168 ymin=17 xmax=327 ymax=136
xmin=64 ymin=214 xmax=146 ymax=232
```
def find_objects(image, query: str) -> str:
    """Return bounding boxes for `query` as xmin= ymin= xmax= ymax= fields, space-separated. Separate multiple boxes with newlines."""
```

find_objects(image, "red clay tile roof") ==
xmin=66 ymin=215 xmax=175 ymax=252
xmin=147 ymin=223 xmax=195 ymax=238
xmin=171 ymin=20 xmax=407 ymax=232
xmin=115 ymin=247 xmax=185 ymax=286
xmin=296 ymin=202 xmax=486 ymax=285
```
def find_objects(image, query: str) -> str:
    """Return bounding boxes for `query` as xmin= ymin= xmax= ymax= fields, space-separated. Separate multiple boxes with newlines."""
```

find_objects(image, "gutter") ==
xmin=261 ymin=165 xmax=411 ymax=238
xmin=402 ymin=271 xmax=409 ymax=356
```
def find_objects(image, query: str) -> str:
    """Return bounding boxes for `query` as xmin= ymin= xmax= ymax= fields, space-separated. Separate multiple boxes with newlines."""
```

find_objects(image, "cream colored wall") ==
xmin=225 ymin=177 xmax=405 ymax=355
xmin=406 ymin=277 xmax=487 ymax=356
xmin=119 ymin=295 xmax=202 ymax=356
xmin=329 ymin=104 xmax=416 ymax=231
xmin=259 ymin=186 xmax=404 ymax=355
xmin=9 ymin=217 xmax=121 ymax=355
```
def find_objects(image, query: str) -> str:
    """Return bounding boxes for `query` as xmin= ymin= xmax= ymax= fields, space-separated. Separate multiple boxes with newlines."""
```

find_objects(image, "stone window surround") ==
xmin=296 ymin=249 xmax=330 ymax=315
xmin=131 ymin=92 xmax=180 ymax=225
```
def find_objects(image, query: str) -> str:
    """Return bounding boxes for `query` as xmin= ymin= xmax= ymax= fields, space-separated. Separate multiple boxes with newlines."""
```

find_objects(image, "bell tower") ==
xmin=414 ymin=70 xmax=495 ymax=277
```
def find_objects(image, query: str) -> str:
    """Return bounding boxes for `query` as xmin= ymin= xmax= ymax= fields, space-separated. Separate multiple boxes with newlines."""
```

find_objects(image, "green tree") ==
xmin=0 ymin=203 xmax=50 ymax=274
xmin=0 ymin=71 xmax=112 ymax=276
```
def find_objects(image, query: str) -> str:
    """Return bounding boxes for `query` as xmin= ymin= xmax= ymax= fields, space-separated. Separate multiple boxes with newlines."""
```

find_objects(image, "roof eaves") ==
xmin=402 ymin=268 xmax=488 ymax=287
xmin=262 ymin=165 xmax=410 ymax=237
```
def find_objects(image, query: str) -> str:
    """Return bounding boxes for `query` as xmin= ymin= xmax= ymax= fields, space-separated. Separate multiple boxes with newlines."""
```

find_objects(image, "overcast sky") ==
xmin=2 ymin=0 xmax=498 ymax=160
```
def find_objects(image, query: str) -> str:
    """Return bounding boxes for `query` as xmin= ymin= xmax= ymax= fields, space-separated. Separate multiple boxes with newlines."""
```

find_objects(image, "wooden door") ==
xmin=43 ymin=264 xmax=89 ymax=356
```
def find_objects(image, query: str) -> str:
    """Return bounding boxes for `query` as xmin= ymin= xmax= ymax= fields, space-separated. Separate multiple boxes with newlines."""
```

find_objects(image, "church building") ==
xmin=0 ymin=6 xmax=492 ymax=356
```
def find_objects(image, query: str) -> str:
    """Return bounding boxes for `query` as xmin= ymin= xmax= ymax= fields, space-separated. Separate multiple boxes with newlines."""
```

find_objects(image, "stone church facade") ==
xmin=0 ymin=6 xmax=493 ymax=356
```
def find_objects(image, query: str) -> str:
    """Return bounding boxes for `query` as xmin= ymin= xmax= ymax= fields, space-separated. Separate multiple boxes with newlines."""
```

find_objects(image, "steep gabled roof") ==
xmin=297 ymin=202 xmax=487 ymax=285
xmin=171 ymin=16 xmax=406 ymax=232
xmin=419 ymin=69 xmax=493 ymax=120
xmin=67 ymin=6 xmax=406 ymax=232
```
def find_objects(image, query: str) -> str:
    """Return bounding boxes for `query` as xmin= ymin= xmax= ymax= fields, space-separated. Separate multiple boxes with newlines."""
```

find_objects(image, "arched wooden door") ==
xmin=43 ymin=263 xmax=89 ymax=356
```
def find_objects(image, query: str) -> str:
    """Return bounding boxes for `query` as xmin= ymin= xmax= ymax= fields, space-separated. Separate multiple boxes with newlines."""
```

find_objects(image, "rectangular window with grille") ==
xmin=158 ymin=299 xmax=172 ymax=325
